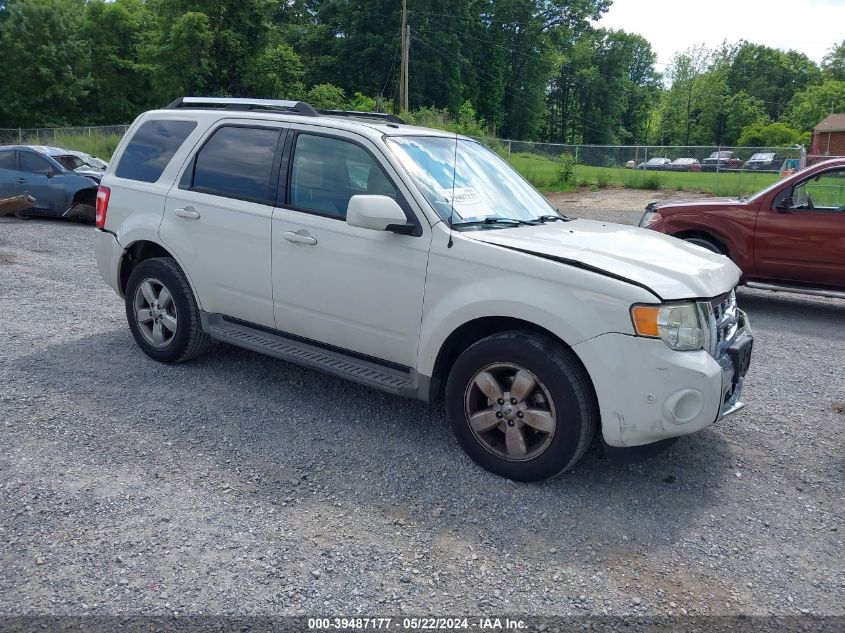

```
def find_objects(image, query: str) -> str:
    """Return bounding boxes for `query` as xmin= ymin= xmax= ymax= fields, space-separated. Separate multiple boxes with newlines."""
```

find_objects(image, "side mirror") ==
xmin=778 ymin=197 xmax=794 ymax=210
xmin=347 ymin=195 xmax=413 ymax=234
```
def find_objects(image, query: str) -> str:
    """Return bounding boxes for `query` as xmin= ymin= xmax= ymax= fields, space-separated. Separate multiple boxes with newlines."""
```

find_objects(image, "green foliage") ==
xmin=623 ymin=172 xmax=663 ymax=190
xmin=548 ymin=28 xmax=660 ymax=144
xmin=0 ymin=0 xmax=838 ymax=151
xmin=152 ymin=11 xmax=214 ymax=98
xmin=245 ymin=44 xmax=305 ymax=99
xmin=0 ymin=0 xmax=91 ymax=127
xmin=456 ymin=101 xmax=486 ymax=137
xmin=46 ymin=133 xmax=123 ymax=160
xmin=822 ymin=40 xmax=845 ymax=81
xmin=726 ymin=43 xmax=821 ymax=120
xmin=81 ymin=0 xmax=157 ymax=125
xmin=737 ymin=122 xmax=806 ymax=147
xmin=306 ymin=83 xmax=347 ymax=110
xmin=402 ymin=101 xmax=488 ymax=136
xmin=786 ymin=80 xmax=845 ymax=132
xmin=150 ymin=0 xmax=277 ymax=99
xmin=595 ymin=171 xmax=610 ymax=189
xmin=557 ymin=153 xmax=576 ymax=185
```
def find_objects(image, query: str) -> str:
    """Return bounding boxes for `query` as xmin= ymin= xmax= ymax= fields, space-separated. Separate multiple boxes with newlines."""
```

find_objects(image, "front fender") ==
xmin=660 ymin=215 xmax=751 ymax=273
xmin=416 ymin=230 xmax=655 ymax=377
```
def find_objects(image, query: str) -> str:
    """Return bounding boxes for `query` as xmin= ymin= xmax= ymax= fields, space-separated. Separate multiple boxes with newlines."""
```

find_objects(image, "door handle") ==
xmin=16 ymin=178 xmax=26 ymax=183
xmin=174 ymin=206 xmax=201 ymax=220
xmin=283 ymin=230 xmax=318 ymax=246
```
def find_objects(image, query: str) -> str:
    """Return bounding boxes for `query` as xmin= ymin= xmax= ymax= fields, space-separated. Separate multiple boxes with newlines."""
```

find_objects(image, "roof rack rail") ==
xmin=317 ymin=109 xmax=405 ymax=124
xmin=166 ymin=97 xmax=319 ymax=117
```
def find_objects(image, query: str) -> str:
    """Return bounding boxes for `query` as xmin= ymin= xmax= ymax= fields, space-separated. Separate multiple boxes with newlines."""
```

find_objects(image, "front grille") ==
xmin=712 ymin=291 xmax=739 ymax=357
xmin=698 ymin=288 xmax=752 ymax=417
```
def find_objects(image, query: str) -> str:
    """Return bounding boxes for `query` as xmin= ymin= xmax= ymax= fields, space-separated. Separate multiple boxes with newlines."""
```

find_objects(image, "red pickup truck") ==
xmin=640 ymin=158 xmax=845 ymax=298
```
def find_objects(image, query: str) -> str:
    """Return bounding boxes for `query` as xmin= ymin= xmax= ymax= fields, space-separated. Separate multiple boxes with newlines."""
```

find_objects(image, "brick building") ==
xmin=811 ymin=113 xmax=845 ymax=157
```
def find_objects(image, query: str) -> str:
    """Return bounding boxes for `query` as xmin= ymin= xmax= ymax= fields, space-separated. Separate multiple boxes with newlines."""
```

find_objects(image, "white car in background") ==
xmin=93 ymin=97 xmax=753 ymax=481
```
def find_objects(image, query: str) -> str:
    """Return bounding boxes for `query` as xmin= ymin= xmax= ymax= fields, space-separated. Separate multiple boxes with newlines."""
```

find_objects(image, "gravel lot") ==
xmin=1 ymin=195 xmax=844 ymax=619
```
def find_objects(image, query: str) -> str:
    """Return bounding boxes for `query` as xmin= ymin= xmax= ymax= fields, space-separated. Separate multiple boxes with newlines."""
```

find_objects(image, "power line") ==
xmin=379 ymin=31 xmax=401 ymax=101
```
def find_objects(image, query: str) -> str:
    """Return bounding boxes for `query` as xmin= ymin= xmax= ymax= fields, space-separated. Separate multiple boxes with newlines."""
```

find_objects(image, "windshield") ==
xmin=79 ymin=154 xmax=107 ymax=170
xmin=750 ymin=153 xmax=774 ymax=160
xmin=386 ymin=136 xmax=557 ymax=225
xmin=54 ymin=155 xmax=84 ymax=171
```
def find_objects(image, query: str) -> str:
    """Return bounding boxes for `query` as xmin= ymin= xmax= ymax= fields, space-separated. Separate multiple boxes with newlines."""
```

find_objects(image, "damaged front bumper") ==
xmin=573 ymin=291 xmax=753 ymax=449
xmin=701 ymin=291 xmax=753 ymax=420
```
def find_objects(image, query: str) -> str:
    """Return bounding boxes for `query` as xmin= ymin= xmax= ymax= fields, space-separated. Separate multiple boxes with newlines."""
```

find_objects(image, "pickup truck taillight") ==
xmin=95 ymin=186 xmax=110 ymax=229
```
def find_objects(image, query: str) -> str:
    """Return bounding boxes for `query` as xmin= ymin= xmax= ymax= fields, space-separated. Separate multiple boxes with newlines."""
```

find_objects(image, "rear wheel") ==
xmin=445 ymin=332 xmax=597 ymax=482
xmin=125 ymin=257 xmax=209 ymax=363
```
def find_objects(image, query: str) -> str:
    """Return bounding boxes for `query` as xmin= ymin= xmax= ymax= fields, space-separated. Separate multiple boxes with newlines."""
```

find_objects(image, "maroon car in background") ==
xmin=701 ymin=151 xmax=744 ymax=172
xmin=640 ymin=158 xmax=845 ymax=298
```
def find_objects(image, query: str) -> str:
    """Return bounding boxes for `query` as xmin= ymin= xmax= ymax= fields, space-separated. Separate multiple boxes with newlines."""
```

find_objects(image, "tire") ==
xmin=125 ymin=257 xmax=209 ymax=363
xmin=683 ymin=235 xmax=723 ymax=255
xmin=445 ymin=332 xmax=598 ymax=482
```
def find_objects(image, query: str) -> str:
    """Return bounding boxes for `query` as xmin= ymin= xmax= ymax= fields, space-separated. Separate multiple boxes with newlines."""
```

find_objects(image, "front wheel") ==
xmin=445 ymin=332 xmax=598 ymax=482
xmin=125 ymin=257 xmax=209 ymax=363
xmin=682 ymin=235 xmax=723 ymax=255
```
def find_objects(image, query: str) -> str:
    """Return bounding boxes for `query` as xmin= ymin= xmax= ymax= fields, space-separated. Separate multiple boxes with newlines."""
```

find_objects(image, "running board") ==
xmin=745 ymin=282 xmax=845 ymax=300
xmin=201 ymin=313 xmax=424 ymax=398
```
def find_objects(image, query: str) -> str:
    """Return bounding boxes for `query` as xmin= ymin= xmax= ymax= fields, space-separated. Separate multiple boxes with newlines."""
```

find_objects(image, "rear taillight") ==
xmin=95 ymin=186 xmax=110 ymax=229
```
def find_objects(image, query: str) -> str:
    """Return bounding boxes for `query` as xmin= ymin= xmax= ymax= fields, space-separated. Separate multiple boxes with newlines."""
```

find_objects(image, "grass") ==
xmin=508 ymin=153 xmax=780 ymax=197
xmin=23 ymin=132 xmax=123 ymax=160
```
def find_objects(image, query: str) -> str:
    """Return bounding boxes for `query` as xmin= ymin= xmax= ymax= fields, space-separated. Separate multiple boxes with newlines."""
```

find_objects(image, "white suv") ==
xmin=94 ymin=97 xmax=753 ymax=481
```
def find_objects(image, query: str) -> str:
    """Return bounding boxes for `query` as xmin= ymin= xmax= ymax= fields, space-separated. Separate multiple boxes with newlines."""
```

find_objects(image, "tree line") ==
xmin=0 ymin=0 xmax=843 ymax=147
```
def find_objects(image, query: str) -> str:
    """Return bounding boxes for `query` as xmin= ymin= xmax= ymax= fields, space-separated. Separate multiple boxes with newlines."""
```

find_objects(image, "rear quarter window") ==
xmin=115 ymin=119 xmax=197 ymax=183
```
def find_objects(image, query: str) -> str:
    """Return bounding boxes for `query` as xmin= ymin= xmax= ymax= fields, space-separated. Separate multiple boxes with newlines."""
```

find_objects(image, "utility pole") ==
xmin=398 ymin=0 xmax=409 ymax=113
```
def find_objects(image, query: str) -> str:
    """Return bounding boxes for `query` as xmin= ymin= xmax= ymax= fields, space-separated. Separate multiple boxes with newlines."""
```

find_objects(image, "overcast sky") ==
xmin=595 ymin=0 xmax=845 ymax=68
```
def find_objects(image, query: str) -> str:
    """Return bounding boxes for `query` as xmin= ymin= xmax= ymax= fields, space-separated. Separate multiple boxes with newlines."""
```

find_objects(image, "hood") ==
xmin=649 ymin=197 xmax=744 ymax=211
xmin=74 ymin=169 xmax=103 ymax=183
xmin=464 ymin=219 xmax=741 ymax=301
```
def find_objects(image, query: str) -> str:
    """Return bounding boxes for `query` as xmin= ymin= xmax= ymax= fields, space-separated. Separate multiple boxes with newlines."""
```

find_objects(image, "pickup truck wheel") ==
xmin=445 ymin=332 xmax=597 ymax=482
xmin=683 ymin=236 xmax=723 ymax=255
xmin=125 ymin=257 xmax=209 ymax=363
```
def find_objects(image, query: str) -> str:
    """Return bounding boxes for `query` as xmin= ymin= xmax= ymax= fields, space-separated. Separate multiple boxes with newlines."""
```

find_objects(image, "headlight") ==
xmin=638 ymin=210 xmax=662 ymax=228
xmin=631 ymin=302 xmax=705 ymax=351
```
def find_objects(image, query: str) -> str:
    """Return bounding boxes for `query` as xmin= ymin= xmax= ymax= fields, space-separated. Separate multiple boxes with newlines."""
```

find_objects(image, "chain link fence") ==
xmin=0 ymin=125 xmax=130 ymax=146
xmin=496 ymin=140 xmax=804 ymax=169
xmin=1 ymin=126 xmax=837 ymax=197
xmin=469 ymin=137 xmax=823 ymax=195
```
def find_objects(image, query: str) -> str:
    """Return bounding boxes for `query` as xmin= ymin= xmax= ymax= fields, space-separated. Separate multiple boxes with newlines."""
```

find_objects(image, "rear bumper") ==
xmin=94 ymin=229 xmax=123 ymax=297
xmin=574 ymin=319 xmax=752 ymax=448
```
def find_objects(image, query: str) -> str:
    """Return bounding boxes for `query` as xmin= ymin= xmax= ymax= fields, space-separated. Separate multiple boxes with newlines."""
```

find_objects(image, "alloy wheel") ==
xmin=133 ymin=277 xmax=178 ymax=348
xmin=464 ymin=363 xmax=557 ymax=461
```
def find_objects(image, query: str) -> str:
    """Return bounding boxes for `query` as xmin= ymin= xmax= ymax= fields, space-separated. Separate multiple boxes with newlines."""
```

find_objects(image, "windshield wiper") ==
xmin=452 ymin=216 xmax=538 ymax=228
xmin=536 ymin=213 xmax=571 ymax=223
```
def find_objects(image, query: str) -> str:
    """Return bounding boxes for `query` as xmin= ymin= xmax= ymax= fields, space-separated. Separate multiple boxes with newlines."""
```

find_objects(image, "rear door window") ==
xmin=185 ymin=126 xmax=282 ymax=204
xmin=20 ymin=152 xmax=54 ymax=175
xmin=0 ymin=151 xmax=16 ymax=170
xmin=116 ymin=119 xmax=197 ymax=183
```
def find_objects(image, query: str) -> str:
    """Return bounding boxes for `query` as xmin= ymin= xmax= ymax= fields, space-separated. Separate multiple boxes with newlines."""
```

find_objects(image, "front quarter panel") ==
xmin=653 ymin=206 xmax=757 ymax=274
xmin=417 ymin=225 xmax=656 ymax=377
